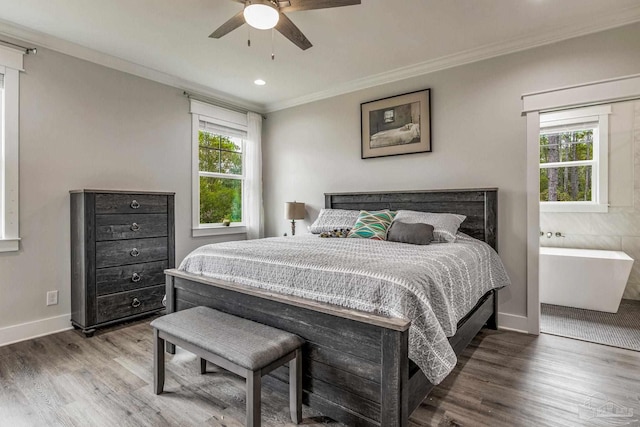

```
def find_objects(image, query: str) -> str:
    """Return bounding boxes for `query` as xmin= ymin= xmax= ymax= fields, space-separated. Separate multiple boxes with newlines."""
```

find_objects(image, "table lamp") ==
xmin=284 ymin=201 xmax=305 ymax=236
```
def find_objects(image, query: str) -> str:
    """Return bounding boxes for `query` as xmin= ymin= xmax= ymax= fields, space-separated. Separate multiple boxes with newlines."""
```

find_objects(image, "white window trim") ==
xmin=190 ymin=100 xmax=248 ymax=237
xmin=539 ymin=105 xmax=610 ymax=213
xmin=0 ymin=46 xmax=24 ymax=252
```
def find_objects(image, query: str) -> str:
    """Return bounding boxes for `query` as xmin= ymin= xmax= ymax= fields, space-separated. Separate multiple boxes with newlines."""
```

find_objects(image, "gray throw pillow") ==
xmin=393 ymin=210 xmax=465 ymax=243
xmin=387 ymin=221 xmax=434 ymax=245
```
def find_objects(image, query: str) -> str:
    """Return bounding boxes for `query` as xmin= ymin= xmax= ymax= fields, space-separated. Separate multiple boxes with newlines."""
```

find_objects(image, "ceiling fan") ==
xmin=210 ymin=0 xmax=361 ymax=51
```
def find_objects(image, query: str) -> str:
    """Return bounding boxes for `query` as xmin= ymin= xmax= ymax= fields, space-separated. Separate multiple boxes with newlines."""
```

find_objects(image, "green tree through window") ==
xmin=539 ymin=129 xmax=594 ymax=202
xmin=199 ymin=130 xmax=243 ymax=224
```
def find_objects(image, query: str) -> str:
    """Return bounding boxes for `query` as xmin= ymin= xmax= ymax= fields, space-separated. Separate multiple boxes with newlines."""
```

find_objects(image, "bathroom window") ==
xmin=539 ymin=105 xmax=611 ymax=213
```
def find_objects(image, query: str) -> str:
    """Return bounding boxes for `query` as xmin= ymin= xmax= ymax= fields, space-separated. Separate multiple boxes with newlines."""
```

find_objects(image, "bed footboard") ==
xmin=165 ymin=270 xmax=411 ymax=427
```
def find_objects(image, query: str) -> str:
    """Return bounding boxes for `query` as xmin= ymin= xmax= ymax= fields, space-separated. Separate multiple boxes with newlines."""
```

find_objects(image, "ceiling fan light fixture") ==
xmin=244 ymin=1 xmax=279 ymax=30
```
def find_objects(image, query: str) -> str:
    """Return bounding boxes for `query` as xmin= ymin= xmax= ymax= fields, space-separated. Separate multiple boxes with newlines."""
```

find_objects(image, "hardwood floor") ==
xmin=1 ymin=317 xmax=639 ymax=426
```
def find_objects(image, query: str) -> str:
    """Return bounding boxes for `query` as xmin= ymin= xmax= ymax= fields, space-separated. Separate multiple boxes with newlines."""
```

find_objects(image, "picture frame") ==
xmin=361 ymin=89 xmax=431 ymax=159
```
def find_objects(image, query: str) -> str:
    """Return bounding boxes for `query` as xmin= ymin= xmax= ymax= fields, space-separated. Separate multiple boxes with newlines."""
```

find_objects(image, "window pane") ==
xmin=200 ymin=176 xmax=242 ymax=224
xmin=220 ymin=150 xmax=242 ymax=175
xmin=199 ymin=131 xmax=220 ymax=149
xmin=199 ymin=146 xmax=220 ymax=173
xmin=221 ymin=136 xmax=242 ymax=153
xmin=540 ymin=165 xmax=592 ymax=202
xmin=540 ymin=130 xmax=594 ymax=164
xmin=199 ymin=131 xmax=242 ymax=174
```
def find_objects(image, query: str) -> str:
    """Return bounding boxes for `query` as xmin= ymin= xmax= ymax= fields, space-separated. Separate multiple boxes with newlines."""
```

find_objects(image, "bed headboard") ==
xmin=325 ymin=188 xmax=498 ymax=251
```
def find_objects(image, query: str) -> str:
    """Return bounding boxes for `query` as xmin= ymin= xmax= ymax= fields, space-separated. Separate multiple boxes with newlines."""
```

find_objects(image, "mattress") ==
xmin=179 ymin=233 xmax=510 ymax=384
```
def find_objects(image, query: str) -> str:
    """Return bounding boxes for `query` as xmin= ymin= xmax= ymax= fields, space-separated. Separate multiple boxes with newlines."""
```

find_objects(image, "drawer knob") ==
xmin=132 ymin=272 xmax=141 ymax=282
xmin=130 ymin=248 xmax=140 ymax=257
xmin=130 ymin=200 xmax=140 ymax=209
xmin=131 ymin=223 xmax=140 ymax=232
xmin=131 ymin=297 xmax=141 ymax=308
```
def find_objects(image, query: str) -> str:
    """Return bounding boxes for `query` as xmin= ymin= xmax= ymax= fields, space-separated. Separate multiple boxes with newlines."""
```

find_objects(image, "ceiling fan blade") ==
xmin=209 ymin=10 xmax=245 ymax=38
xmin=275 ymin=14 xmax=312 ymax=50
xmin=279 ymin=0 xmax=360 ymax=13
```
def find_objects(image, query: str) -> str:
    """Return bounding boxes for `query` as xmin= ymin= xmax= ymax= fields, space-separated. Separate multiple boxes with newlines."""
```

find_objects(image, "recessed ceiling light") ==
xmin=254 ymin=79 xmax=266 ymax=86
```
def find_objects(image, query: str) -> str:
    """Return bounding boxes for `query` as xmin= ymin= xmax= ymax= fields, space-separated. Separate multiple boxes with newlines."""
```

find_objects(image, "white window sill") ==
xmin=192 ymin=225 xmax=247 ymax=237
xmin=0 ymin=238 xmax=20 ymax=252
xmin=540 ymin=202 xmax=608 ymax=213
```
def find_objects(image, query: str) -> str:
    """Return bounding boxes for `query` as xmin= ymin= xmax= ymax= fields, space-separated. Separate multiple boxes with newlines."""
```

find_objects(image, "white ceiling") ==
xmin=1 ymin=0 xmax=640 ymax=112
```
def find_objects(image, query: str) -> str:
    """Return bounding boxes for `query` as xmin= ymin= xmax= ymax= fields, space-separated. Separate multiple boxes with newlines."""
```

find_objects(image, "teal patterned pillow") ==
xmin=347 ymin=210 xmax=396 ymax=240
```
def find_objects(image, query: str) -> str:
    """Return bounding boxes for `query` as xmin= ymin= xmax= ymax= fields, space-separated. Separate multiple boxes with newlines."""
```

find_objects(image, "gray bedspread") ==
xmin=178 ymin=234 xmax=510 ymax=384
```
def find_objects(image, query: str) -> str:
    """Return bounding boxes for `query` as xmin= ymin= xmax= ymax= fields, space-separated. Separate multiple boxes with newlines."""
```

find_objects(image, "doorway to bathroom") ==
xmin=537 ymin=99 xmax=640 ymax=351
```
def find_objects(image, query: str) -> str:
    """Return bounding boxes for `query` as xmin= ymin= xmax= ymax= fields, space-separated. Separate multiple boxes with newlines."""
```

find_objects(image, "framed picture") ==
xmin=361 ymin=89 xmax=431 ymax=159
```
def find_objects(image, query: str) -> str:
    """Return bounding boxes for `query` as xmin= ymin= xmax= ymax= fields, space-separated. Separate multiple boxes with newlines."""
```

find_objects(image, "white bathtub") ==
xmin=540 ymin=247 xmax=634 ymax=313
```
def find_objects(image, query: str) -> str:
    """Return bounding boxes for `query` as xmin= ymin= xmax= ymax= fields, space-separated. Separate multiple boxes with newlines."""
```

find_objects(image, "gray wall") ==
xmin=541 ymin=100 xmax=640 ymax=300
xmin=263 ymin=23 xmax=640 ymax=318
xmin=0 ymin=47 xmax=243 ymax=332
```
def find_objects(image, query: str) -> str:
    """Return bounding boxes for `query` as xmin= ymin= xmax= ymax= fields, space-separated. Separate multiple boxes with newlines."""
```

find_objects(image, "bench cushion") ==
xmin=151 ymin=306 xmax=303 ymax=371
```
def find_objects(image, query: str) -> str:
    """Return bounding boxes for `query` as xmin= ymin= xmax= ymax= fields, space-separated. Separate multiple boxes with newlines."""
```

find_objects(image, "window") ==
xmin=190 ymin=100 xmax=249 ymax=236
xmin=0 ymin=46 xmax=23 ymax=252
xmin=198 ymin=121 xmax=245 ymax=225
xmin=539 ymin=105 xmax=610 ymax=212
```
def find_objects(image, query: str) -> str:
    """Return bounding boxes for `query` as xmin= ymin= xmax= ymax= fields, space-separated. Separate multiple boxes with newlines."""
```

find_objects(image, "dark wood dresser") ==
xmin=70 ymin=190 xmax=175 ymax=336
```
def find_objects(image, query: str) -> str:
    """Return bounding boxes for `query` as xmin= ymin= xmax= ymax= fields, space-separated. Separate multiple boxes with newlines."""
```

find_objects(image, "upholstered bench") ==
xmin=151 ymin=306 xmax=304 ymax=427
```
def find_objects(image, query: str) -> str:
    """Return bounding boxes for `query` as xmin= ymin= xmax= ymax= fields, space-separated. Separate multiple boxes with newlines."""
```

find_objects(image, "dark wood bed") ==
xmin=164 ymin=188 xmax=499 ymax=426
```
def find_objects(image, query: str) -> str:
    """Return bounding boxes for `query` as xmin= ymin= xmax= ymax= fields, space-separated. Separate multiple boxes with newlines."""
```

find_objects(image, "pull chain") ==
xmin=271 ymin=28 xmax=275 ymax=60
xmin=247 ymin=26 xmax=251 ymax=47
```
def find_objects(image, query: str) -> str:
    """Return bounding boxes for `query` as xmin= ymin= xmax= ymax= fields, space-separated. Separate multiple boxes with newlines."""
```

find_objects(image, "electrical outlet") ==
xmin=46 ymin=290 xmax=58 ymax=306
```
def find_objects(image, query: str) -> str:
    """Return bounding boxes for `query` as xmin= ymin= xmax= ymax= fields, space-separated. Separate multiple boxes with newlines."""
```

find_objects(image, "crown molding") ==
xmin=0 ymin=19 xmax=266 ymax=114
xmin=265 ymin=6 xmax=640 ymax=113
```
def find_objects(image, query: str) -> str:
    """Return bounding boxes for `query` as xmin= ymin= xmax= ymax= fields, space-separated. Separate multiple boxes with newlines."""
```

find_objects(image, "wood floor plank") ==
xmin=1 ymin=319 xmax=639 ymax=426
xmin=0 ymin=376 xmax=55 ymax=427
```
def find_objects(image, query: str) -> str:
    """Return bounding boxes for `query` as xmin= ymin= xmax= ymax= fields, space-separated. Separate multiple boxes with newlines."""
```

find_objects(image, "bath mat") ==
xmin=541 ymin=300 xmax=640 ymax=352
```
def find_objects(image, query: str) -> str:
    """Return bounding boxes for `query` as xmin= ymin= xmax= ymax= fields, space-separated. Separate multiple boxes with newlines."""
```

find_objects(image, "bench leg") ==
xmin=289 ymin=348 xmax=302 ymax=424
xmin=166 ymin=342 xmax=176 ymax=354
xmin=200 ymin=357 xmax=207 ymax=374
xmin=246 ymin=369 xmax=261 ymax=427
xmin=154 ymin=329 xmax=165 ymax=395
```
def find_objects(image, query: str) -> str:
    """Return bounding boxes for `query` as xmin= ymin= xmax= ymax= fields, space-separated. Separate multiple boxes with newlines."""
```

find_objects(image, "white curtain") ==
xmin=246 ymin=112 xmax=264 ymax=239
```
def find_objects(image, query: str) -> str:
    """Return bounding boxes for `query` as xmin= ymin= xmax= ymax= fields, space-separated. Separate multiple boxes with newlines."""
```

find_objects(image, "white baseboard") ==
xmin=0 ymin=313 xmax=73 ymax=347
xmin=497 ymin=312 xmax=530 ymax=334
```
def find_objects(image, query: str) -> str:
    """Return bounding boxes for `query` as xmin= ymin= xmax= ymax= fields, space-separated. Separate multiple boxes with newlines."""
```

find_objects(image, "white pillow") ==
xmin=309 ymin=209 xmax=360 ymax=234
xmin=393 ymin=210 xmax=466 ymax=243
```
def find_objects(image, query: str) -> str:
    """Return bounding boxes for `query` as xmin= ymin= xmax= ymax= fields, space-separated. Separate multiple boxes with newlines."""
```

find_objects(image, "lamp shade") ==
xmin=244 ymin=1 xmax=280 ymax=30
xmin=284 ymin=202 xmax=305 ymax=220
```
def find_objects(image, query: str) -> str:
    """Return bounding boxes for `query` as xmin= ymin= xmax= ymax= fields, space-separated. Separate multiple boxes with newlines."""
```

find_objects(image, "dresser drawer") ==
xmin=95 ymin=194 xmax=167 ymax=214
xmin=96 ymin=260 xmax=168 ymax=296
xmin=96 ymin=237 xmax=168 ymax=268
xmin=96 ymin=214 xmax=168 ymax=241
xmin=96 ymin=284 xmax=165 ymax=324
